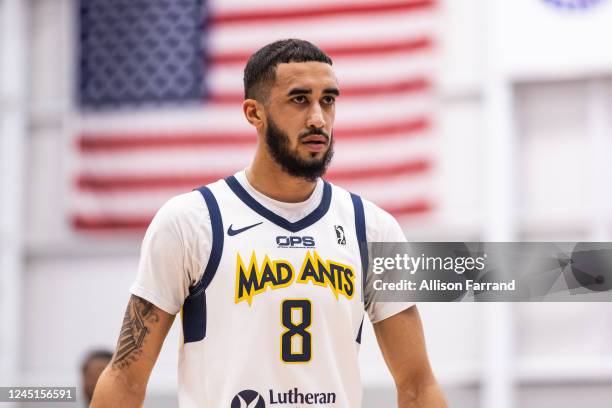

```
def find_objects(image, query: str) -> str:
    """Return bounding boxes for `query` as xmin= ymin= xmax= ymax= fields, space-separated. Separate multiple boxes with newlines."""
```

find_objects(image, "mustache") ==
xmin=298 ymin=128 xmax=331 ymax=140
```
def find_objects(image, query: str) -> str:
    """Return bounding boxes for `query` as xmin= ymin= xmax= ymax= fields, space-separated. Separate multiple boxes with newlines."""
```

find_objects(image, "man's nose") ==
xmin=306 ymin=103 xmax=325 ymax=129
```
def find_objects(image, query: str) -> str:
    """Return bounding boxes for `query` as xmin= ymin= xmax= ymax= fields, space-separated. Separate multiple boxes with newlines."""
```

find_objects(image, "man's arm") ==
xmin=90 ymin=295 xmax=175 ymax=407
xmin=373 ymin=306 xmax=447 ymax=408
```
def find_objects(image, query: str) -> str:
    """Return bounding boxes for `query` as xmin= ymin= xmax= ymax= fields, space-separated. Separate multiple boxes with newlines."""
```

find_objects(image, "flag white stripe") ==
xmin=211 ymin=0 xmax=423 ymax=14
xmin=208 ymin=12 xmax=436 ymax=54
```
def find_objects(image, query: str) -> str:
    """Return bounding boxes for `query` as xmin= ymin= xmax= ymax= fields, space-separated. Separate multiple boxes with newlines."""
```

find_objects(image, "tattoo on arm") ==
xmin=112 ymin=295 xmax=160 ymax=370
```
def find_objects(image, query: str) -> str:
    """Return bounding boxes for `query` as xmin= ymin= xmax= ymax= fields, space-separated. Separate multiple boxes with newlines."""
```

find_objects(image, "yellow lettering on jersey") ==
xmin=235 ymin=251 xmax=355 ymax=306
xmin=235 ymin=252 xmax=294 ymax=306
xmin=297 ymin=251 xmax=355 ymax=301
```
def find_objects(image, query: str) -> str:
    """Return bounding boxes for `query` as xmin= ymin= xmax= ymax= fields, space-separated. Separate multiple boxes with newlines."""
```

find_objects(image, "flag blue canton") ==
xmin=78 ymin=0 xmax=206 ymax=108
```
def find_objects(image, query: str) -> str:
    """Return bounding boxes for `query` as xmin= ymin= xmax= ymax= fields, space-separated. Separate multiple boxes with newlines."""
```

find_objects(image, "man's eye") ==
xmin=293 ymin=96 xmax=307 ymax=104
xmin=322 ymin=96 xmax=336 ymax=105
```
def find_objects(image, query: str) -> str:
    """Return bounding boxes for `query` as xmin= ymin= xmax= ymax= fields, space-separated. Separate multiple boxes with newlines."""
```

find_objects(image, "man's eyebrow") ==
xmin=287 ymin=87 xmax=312 ymax=96
xmin=323 ymin=87 xmax=340 ymax=96
xmin=286 ymin=87 xmax=340 ymax=97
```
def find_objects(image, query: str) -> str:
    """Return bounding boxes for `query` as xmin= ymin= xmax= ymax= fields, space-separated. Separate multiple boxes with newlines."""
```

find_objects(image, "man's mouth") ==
xmin=301 ymin=135 xmax=328 ymax=152
xmin=301 ymin=135 xmax=328 ymax=145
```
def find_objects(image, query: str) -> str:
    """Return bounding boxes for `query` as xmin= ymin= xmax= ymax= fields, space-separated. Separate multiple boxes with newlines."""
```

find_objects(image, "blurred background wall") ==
xmin=1 ymin=0 xmax=612 ymax=407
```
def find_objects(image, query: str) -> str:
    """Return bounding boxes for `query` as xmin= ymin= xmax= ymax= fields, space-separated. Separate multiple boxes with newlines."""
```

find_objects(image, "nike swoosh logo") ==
xmin=227 ymin=222 xmax=263 ymax=236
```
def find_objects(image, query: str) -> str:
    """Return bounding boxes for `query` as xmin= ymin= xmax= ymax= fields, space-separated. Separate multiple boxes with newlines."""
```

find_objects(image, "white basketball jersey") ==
xmin=131 ymin=171 xmax=412 ymax=407
xmin=178 ymin=175 xmax=369 ymax=407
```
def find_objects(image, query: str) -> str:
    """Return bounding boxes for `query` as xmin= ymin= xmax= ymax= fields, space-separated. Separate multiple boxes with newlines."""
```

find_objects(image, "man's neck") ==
xmin=246 ymin=159 xmax=317 ymax=203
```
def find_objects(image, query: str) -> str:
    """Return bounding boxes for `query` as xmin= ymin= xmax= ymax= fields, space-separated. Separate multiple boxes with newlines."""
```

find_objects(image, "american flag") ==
xmin=73 ymin=0 xmax=438 ymax=232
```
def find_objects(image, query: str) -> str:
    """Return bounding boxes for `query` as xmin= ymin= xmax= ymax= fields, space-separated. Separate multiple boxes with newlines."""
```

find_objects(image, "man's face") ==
xmin=83 ymin=357 xmax=111 ymax=403
xmin=262 ymin=62 xmax=339 ymax=180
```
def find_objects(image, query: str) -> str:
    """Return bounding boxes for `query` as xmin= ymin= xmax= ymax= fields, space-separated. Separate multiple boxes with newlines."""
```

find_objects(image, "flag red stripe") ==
xmin=76 ymin=159 xmax=431 ymax=192
xmin=210 ymin=37 xmax=433 ymax=65
xmin=209 ymin=77 xmax=431 ymax=105
xmin=331 ymin=159 xmax=430 ymax=181
xmin=79 ymin=117 xmax=431 ymax=152
xmin=386 ymin=200 xmax=433 ymax=217
xmin=73 ymin=216 xmax=152 ymax=231
xmin=72 ymin=199 xmax=432 ymax=231
xmin=210 ymin=0 xmax=436 ymax=25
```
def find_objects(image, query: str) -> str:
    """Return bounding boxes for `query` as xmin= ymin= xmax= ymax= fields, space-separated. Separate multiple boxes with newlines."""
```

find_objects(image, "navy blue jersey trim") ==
xmin=197 ymin=186 xmax=224 ymax=292
xmin=182 ymin=291 xmax=207 ymax=344
xmin=356 ymin=315 xmax=364 ymax=344
xmin=351 ymin=193 xmax=368 ymax=294
xmin=224 ymin=175 xmax=332 ymax=233
xmin=182 ymin=186 xmax=224 ymax=343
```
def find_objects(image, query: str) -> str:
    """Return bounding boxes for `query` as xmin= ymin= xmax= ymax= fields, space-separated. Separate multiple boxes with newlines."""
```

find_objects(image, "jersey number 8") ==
xmin=281 ymin=299 xmax=312 ymax=363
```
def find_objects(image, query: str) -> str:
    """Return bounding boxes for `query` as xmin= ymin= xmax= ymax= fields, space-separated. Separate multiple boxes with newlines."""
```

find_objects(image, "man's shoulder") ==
xmin=149 ymin=190 xmax=210 ymax=234
xmin=327 ymin=182 xmax=401 ymax=239
xmin=363 ymin=198 xmax=405 ymax=242
xmin=361 ymin=198 xmax=398 ymax=230
xmin=162 ymin=190 xmax=208 ymax=215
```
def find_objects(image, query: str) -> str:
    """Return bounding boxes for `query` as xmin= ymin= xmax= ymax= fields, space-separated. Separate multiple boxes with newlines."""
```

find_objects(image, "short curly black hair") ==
xmin=243 ymin=39 xmax=333 ymax=101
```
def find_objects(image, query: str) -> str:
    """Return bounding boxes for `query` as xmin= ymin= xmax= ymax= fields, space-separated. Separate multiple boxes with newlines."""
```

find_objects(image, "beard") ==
xmin=265 ymin=117 xmax=334 ymax=182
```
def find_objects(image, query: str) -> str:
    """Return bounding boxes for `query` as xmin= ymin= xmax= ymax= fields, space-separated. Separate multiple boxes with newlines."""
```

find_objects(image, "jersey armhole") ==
xmin=181 ymin=186 xmax=224 ymax=343
xmin=350 ymin=193 xmax=368 ymax=344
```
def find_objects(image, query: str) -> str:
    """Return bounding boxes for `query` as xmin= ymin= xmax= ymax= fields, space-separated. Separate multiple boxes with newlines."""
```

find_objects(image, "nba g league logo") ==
xmin=334 ymin=225 xmax=346 ymax=245
xmin=231 ymin=390 xmax=265 ymax=408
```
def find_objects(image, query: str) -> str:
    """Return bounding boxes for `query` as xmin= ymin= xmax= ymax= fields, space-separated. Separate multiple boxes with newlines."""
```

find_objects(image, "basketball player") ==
xmin=91 ymin=39 xmax=446 ymax=407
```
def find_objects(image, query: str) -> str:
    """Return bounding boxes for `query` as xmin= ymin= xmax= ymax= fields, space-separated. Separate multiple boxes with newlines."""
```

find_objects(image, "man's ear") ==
xmin=243 ymin=99 xmax=266 ymax=130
